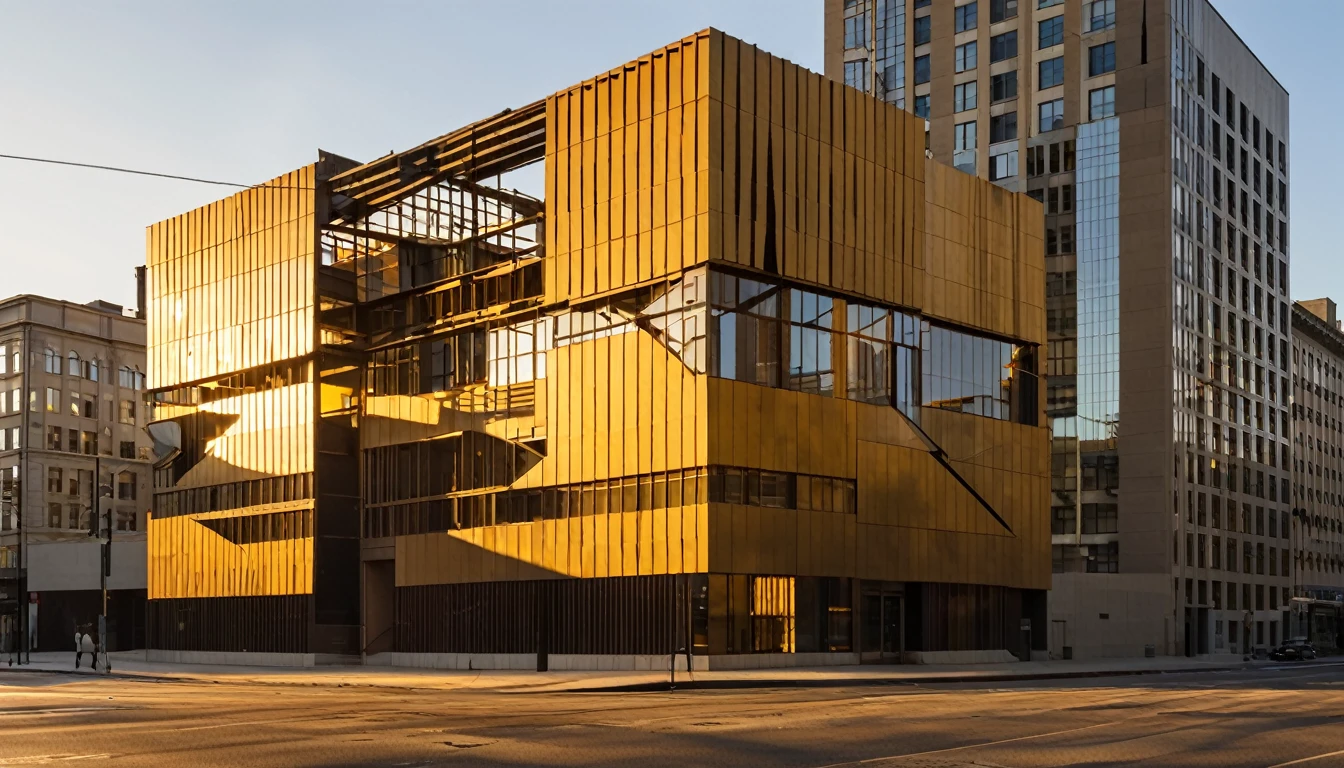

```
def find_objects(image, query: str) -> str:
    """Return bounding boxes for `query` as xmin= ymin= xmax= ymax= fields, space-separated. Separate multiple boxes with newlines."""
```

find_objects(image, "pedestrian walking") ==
xmin=74 ymin=624 xmax=96 ymax=669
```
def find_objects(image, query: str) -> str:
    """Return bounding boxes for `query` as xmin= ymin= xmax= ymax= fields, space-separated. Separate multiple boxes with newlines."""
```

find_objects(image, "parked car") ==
xmin=1269 ymin=641 xmax=1318 ymax=661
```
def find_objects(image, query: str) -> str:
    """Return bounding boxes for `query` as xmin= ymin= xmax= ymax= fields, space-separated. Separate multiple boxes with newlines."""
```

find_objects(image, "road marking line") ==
xmin=140 ymin=717 xmax=297 ymax=733
xmin=812 ymin=719 xmax=1126 ymax=767
xmin=1268 ymin=749 xmax=1344 ymax=767
xmin=0 ymin=756 xmax=110 ymax=765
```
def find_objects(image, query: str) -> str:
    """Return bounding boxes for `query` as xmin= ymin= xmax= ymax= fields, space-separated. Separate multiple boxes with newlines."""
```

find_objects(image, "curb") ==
xmin=0 ymin=664 xmax=193 ymax=685
xmin=565 ymin=665 xmax=1251 ymax=693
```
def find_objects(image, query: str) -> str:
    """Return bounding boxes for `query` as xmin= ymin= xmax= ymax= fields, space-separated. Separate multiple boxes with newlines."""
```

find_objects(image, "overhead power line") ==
xmin=0 ymin=153 xmax=313 ymax=190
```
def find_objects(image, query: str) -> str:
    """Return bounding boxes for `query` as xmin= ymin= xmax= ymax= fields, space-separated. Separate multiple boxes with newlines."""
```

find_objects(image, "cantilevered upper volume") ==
xmin=144 ymin=29 xmax=1048 ymax=666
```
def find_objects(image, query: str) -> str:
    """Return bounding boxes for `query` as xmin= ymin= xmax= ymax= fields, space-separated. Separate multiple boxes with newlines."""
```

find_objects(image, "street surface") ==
xmin=0 ymin=663 xmax=1340 ymax=767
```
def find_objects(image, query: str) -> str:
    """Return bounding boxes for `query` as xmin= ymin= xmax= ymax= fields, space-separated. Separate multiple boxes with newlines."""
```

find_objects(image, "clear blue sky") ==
xmin=0 ymin=1 xmax=1337 ymax=309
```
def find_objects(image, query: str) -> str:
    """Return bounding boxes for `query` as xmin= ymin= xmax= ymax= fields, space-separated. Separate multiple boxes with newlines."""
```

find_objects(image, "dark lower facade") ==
xmin=146 ymin=595 xmax=360 ymax=657
xmin=1290 ymin=597 xmax=1342 ymax=654
xmin=34 ymin=588 xmax=146 ymax=652
xmin=378 ymin=574 xmax=1045 ymax=667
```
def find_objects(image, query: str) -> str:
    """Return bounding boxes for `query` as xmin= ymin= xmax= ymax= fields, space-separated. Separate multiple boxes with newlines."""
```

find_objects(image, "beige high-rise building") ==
xmin=0 ymin=294 xmax=152 ymax=656
xmin=826 ymin=0 xmax=1291 ymax=657
xmin=1290 ymin=299 xmax=1344 ymax=652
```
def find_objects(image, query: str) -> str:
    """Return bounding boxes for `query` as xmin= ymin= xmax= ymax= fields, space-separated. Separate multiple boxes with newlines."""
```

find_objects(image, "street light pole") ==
xmin=89 ymin=457 xmax=122 ymax=674
xmin=89 ymin=459 xmax=137 ymax=675
xmin=91 ymin=455 xmax=105 ymax=673
xmin=19 ymin=323 xmax=31 ymax=665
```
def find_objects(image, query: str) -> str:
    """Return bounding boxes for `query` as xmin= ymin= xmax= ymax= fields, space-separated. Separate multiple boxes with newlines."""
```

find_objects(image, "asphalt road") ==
xmin=0 ymin=664 xmax=1340 ymax=767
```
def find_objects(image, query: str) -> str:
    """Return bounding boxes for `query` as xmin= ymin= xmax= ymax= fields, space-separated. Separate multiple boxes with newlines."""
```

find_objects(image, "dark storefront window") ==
xmin=709 ymin=575 xmax=852 ymax=655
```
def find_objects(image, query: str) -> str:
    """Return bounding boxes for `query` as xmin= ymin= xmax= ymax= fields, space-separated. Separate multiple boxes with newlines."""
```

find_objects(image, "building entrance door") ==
xmin=861 ymin=583 xmax=903 ymax=663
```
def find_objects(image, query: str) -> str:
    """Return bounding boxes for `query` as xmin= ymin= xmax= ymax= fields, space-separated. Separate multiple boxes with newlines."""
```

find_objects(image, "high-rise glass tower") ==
xmin=827 ymin=0 xmax=1291 ymax=656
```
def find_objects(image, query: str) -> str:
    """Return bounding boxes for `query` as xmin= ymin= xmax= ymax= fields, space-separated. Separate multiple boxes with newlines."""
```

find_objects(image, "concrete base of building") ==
xmin=1048 ymin=572 xmax=1175 ymax=659
xmin=146 ymin=649 xmax=317 ymax=668
xmin=366 ymin=651 xmax=1032 ymax=671
xmin=363 ymin=652 xmax=709 ymax=672
xmin=705 ymin=652 xmax=860 ymax=669
xmin=903 ymin=649 xmax=1020 ymax=665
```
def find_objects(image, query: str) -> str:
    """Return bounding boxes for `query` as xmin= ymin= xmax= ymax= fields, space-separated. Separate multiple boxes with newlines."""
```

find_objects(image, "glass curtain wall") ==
xmin=1075 ymin=118 xmax=1121 ymax=441
xmin=842 ymin=0 xmax=906 ymax=108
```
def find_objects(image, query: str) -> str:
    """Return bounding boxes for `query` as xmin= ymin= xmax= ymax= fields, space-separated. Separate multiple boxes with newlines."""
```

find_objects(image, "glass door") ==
xmin=882 ymin=595 xmax=902 ymax=656
xmin=860 ymin=584 xmax=904 ymax=662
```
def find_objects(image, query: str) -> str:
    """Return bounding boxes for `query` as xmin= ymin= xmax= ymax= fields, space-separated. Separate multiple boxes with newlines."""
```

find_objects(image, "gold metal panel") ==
xmin=147 ymin=513 xmax=313 ymax=600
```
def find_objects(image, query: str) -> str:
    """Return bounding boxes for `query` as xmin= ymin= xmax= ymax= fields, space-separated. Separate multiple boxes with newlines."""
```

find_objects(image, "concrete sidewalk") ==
xmin=0 ymin=651 xmax=1277 ymax=693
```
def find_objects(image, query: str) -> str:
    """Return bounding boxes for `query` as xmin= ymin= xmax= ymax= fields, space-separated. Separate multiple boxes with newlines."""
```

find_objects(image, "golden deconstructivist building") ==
xmin=144 ymin=29 xmax=1047 ymax=666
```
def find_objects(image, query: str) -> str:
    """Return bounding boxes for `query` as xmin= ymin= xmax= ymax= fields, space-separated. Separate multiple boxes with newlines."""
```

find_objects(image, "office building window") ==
xmin=118 ymin=366 xmax=145 ymax=390
xmin=955 ymin=41 xmax=977 ymax=73
xmin=989 ymin=145 xmax=1018 ymax=182
xmin=955 ymin=121 xmax=977 ymax=151
xmin=990 ymin=112 xmax=1017 ymax=143
xmin=1085 ymin=0 xmax=1115 ymax=32
xmin=844 ymin=0 xmax=869 ymax=49
xmin=1088 ymin=42 xmax=1115 ymax=76
xmin=1082 ymin=503 xmax=1118 ymax=534
xmin=1088 ymin=541 xmax=1119 ymax=573
xmin=43 ymin=348 xmax=60 ymax=375
xmin=954 ymin=120 xmax=977 ymax=174
xmin=990 ymin=71 xmax=1018 ymax=103
xmin=1089 ymin=86 xmax=1115 ymax=120
xmin=1038 ymin=0 xmax=1062 ymax=6
xmin=1039 ymin=99 xmax=1064 ymax=132
xmin=914 ymin=54 xmax=930 ymax=84
xmin=118 ymin=471 xmax=136 ymax=501
xmin=954 ymin=82 xmax=977 ymax=112
xmin=913 ymin=94 xmax=930 ymax=119
xmin=990 ymin=0 xmax=1017 ymax=23
xmin=45 ymin=387 xmax=58 ymax=413
xmin=844 ymin=60 xmax=869 ymax=89
xmin=914 ymin=15 xmax=931 ymax=45
xmin=1038 ymin=16 xmax=1063 ymax=48
xmin=120 ymin=441 xmax=136 ymax=460
xmin=955 ymin=2 xmax=978 ymax=33
xmin=1039 ymin=56 xmax=1064 ymax=89
xmin=990 ymin=31 xmax=1017 ymax=62
xmin=1045 ymin=184 xmax=1073 ymax=214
